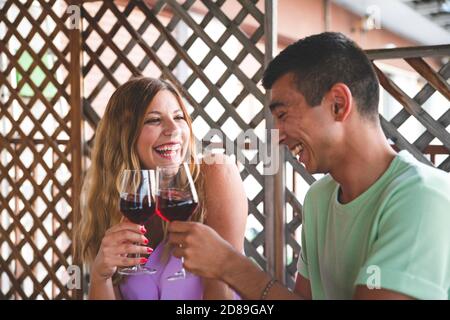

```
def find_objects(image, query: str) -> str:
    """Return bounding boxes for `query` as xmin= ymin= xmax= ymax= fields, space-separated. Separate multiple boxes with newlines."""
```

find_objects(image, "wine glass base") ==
xmin=167 ymin=270 xmax=186 ymax=281
xmin=118 ymin=266 xmax=157 ymax=276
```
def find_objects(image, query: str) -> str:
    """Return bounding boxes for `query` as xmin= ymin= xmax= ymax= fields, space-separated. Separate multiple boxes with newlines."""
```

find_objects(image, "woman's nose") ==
xmin=162 ymin=118 xmax=181 ymax=136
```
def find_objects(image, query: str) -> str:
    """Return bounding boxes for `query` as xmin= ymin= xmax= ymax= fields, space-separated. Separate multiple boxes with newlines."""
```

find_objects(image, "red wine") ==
xmin=120 ymin=195 xmax=156 ymax=225
xmin=157 ymin=195 xmax=198 ymax=222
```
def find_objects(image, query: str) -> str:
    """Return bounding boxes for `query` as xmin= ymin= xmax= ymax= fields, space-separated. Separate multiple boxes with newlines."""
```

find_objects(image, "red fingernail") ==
xmin=140 ymin=258 xmax=148 ymax=264
xmin=143 ymin=238 xmax=148 ymax=245
xmin=140 ymin=226 xmax=146 ymax=234
xmin=147 ymin=247 xmax=153 ymax=253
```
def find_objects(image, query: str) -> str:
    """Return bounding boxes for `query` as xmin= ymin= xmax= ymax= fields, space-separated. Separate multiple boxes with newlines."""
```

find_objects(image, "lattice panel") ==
xmin=284 ymin=50 xmax=450 ymax=287
xmin=80 ymin=0 xmax=269 ymax=270
xmin=0 ymin=0 xmax=77 ymax=299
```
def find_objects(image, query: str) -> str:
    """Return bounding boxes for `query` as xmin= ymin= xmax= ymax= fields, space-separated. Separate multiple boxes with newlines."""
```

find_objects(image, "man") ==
xmin=168 ymin=32 xmax=450 ymax=300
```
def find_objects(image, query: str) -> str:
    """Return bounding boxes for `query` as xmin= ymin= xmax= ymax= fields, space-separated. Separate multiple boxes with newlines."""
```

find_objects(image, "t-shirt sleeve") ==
xmin=354 ymin=183 xmax=450 ymax=300
xmin=297 ymin=197 xmax=310 ymax=279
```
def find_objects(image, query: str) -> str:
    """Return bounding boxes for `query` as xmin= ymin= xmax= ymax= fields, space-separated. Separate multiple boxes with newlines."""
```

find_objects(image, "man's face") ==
xmin=270 ymin=73 xmax=337 ymax=174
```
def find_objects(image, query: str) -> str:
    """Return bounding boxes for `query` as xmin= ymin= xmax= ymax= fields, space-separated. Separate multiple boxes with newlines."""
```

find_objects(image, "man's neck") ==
xmin=330 ymin=126 xmax=396 ymax=204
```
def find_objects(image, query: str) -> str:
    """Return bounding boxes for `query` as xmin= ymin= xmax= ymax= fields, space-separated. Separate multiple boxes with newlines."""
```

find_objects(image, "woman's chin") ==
xmin=153 ymin=153 xmax=183 ymax=166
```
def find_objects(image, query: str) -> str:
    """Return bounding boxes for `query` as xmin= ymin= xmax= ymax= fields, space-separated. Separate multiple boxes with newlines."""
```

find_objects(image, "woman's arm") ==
xmin=88 ymin=274 xmax=118 ymax=300
xmin=87 ymin=222 xmax=150 ymax=300
xmin=200 ymin=154 xmax=248 ymax=300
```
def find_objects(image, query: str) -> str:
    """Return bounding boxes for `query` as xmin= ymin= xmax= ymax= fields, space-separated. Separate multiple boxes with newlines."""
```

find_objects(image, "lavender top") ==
xmin=118 ymin=242 xmax=241 ymax=300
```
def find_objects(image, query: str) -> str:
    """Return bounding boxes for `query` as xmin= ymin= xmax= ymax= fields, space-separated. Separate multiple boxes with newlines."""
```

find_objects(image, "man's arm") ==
xmin=168 ymin=221 xmax=306 ymax=300
xmin=353 ymin=286 xmax=414 ymax=300
xmin=294 ymin=273 xmax=312 ymax=300
xmin=221 ymin=250 xmax=302 ymax=300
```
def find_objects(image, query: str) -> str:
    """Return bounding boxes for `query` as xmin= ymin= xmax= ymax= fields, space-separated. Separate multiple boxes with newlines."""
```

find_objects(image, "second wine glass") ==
xmin=156 ymin=163 xmax=198 ymax=281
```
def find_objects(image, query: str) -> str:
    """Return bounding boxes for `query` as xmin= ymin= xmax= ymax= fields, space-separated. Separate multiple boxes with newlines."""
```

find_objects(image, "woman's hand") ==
xmin=91 ymin=222 xmax=152 ymax=281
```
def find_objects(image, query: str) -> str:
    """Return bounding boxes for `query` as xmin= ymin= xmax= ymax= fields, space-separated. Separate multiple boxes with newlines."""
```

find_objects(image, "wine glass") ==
xmin=156 ymin=163 xmax=198 ymax=281
xmin=118 ymin=169 xmax=157 ymax=275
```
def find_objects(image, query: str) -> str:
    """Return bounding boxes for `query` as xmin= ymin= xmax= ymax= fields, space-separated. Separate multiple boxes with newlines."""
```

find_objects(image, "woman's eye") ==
xmin=175 ymin=115 xmax=186 ymax=121
xmin=144 ymin=118 xmax=160 ymax=125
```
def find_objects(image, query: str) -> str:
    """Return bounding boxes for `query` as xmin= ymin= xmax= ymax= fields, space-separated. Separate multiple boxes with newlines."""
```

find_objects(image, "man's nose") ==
xmin=275 ymin=124 xmax=286 ymax=144
xmin=278 ymin=133 xmax=287 ymax=145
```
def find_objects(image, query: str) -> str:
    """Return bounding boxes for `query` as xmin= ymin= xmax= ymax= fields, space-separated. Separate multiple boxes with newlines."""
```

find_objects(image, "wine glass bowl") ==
xmin=156 ymin=189 xmax=198 ymax=222
xmin=119 ymin=193 xmax=155 ymax=225
xmin=156 ymin=163 xmax=198 ymax=280
xmin=118 ymin=169 xmax=157 ymax=276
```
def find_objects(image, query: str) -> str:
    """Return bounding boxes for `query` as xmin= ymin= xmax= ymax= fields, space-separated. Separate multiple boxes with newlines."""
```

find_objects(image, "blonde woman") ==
xmin=74 ymin=77 xmax=247 ymax=300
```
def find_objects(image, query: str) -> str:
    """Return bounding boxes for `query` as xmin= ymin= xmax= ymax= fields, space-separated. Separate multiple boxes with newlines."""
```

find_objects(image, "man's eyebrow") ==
xmin=269 ymin=101 xmax=286 ymax=112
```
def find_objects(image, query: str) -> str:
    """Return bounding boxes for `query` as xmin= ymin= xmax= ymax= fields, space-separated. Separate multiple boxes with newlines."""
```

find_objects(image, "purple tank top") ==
xmin=118 ymin=243 xmax=241 ymax=300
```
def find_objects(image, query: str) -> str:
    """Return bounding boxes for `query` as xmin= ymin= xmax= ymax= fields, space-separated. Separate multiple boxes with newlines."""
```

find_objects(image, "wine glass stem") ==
xmin=134 ymin=224 xmax=144 ymax=262
xmin=135 ymin=242 xmax=140 ymax=261
xmin=180 ymin=257 xmax=186 ymax=277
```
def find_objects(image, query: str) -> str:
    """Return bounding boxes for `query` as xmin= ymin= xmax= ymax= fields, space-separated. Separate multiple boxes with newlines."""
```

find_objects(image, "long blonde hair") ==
xmin=74 ymin=77 xmax=205 ymax=268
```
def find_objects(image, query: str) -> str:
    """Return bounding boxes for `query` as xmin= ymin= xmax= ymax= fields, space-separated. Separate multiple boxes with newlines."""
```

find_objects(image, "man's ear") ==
xmin=328 ymin=83 xmax=352 ymax=122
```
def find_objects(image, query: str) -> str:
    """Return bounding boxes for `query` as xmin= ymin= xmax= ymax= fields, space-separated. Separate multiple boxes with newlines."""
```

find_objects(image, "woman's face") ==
xmin=136 ymin=90 xmax=191 ymax=169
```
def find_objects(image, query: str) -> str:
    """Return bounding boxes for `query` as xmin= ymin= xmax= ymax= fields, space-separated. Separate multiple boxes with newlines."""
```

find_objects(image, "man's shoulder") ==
xmin=379 ymin=152 xmax=450 ymax=223
xmin=306 ymin=174 xmax=337 ymax=199
xmin=389 ymin=151 xmax=450 ymax=194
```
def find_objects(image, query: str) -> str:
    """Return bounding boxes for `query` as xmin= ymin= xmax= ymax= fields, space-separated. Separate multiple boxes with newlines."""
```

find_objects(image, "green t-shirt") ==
xmin=297 ymin=150 xmax=450 ymax=300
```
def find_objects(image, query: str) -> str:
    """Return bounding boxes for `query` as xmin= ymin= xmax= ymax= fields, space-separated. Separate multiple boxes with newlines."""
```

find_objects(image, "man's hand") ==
xmin=168 ymin=221 xmax=236 ymax=280
xmin=168 ymin=221 xmax=304 ymax=300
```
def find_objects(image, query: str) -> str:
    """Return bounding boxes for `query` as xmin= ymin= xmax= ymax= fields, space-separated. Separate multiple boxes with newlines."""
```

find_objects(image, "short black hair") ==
xmin=262 ymin=32 xmax=379 ymax=121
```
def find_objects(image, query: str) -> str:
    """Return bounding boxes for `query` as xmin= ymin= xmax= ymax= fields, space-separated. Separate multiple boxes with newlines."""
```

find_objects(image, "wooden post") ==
xmin=323 ymin=0 xmax=331 ymax=31
xmin=264 ymin=0 xmax=285 ymax=284
xmin=68 ymin=0 xmax=84 ymax=300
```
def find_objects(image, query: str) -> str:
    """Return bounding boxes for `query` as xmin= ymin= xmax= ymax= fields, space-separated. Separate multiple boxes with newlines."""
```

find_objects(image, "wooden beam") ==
xmin=389 ymin=61 xmax=450 ymax=131
xmin=69 ymin=13 xmax=84 ymax=300
xmin=405 ymin=57 xmax=450 ymax=101
xmin=374 ymin=64 xmax=450 ymax=152
xmin=366 ymin=44 xmax=450 ymax=60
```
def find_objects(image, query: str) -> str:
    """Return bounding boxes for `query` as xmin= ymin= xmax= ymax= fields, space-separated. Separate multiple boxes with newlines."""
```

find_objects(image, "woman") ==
xmin=74 ymin=77 xmax=248 ymax=299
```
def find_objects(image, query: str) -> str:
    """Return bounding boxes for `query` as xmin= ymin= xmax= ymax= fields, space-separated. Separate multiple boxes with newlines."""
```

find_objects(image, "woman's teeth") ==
xmin=154 ymin=144 xmax=181 ymax=158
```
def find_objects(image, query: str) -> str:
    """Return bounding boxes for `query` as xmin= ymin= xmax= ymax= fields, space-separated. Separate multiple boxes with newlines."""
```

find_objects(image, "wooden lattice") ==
xmin=0 ymin=0 xmax=79 ymax=299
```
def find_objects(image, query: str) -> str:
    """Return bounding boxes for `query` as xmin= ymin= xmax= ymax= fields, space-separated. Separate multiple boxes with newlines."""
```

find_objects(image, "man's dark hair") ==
xmin=262 ymin=32 xmax=380 ymax=121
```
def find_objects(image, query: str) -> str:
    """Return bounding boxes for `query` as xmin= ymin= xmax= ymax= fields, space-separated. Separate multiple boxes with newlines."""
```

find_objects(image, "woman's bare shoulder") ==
xmin=200 ymin=153 xmax=235 ymax=169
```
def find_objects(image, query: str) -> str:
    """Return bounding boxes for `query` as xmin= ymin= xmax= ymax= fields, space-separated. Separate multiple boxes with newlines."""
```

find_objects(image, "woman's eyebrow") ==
xmin=145 ymin=109 xmax=182 ymax=116
xmin=146 ymin=111 xmax=161 ymax=116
